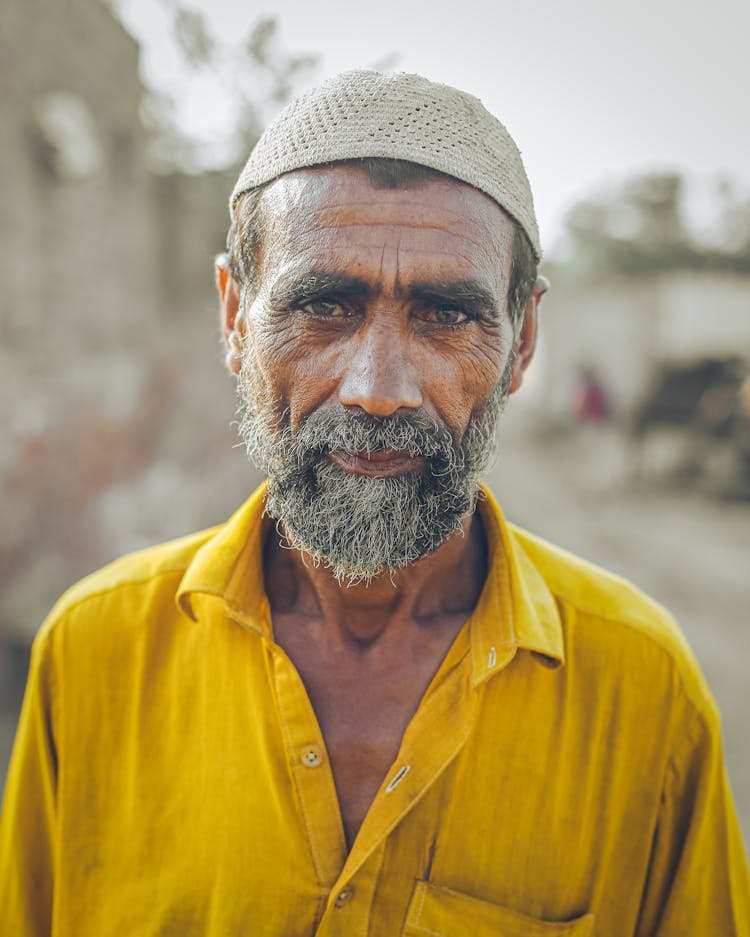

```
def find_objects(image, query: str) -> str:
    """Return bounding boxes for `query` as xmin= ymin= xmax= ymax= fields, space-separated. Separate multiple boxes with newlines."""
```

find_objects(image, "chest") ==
xmin=273 ymin=619 xmax=460 ymax=847
xmin=300 ymin=659 xmax=430 ymax=846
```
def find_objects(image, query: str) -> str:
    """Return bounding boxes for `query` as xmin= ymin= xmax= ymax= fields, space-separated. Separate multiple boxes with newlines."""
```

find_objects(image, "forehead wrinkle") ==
xmin=260 ymin=176 xmax=513 ymax=297
xmin=393 ymin=236 xmax=404 ymax=295
xmin=345 ymin=221 xmax=506 ymax=286
xmin=379 ymin=241 xmax=388 ymax=285
xmin=265 ymin=167 xmax=514 ymax=236
xmin=280 ymin=190 xmax=505 ymax=239
xmin=265 ymin=190 xmax=509 ymax=261
xmin=273 ymin=223 xmax=505 ymax=287
xmin=313 ymin=198 xmax=512 ymax=253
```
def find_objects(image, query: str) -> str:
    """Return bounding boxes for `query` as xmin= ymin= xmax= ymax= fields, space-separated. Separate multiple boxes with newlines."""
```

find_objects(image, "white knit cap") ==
xmin=231 ymin=69 xmax=541 ymax=260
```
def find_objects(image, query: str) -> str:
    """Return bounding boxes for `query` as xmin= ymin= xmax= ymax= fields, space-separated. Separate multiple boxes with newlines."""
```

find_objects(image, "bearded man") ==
xmin=1 ymin=70 xmax=748 ymax=936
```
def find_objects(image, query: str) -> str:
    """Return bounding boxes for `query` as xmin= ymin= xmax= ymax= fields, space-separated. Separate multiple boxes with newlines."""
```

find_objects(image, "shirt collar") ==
xmin=176 ymin=482 xmax=564 ymax=675
xmin=176 ymin=481 xmax=272 ymax=634
xmin=468 ymin=486 xmax=564 ymax=686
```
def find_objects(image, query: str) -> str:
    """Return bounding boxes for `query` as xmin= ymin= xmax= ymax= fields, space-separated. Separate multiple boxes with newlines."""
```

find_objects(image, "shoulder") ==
xmin=35 ymin=524 xmax=221 ymax=649
xmin=507 ymin=522 xmax=717 ymax=721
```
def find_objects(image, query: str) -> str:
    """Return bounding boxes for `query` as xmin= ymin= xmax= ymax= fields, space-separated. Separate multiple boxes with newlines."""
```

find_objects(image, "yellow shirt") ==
xmin=1 ymin=483 xmax=748 ymax=936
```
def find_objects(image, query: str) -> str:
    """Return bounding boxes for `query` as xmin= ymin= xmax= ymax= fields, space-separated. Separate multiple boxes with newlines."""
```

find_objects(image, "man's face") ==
xmin=224 ymin=164 xmax=535 ymax=582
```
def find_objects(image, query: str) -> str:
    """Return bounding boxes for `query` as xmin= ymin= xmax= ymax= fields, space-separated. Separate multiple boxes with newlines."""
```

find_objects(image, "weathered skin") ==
xmin=217 ymin=164 xmax=546 ymax=847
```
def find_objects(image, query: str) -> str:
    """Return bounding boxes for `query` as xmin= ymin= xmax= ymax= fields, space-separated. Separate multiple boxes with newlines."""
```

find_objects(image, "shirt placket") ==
xmin=268 ymin=644 xmax=348 ymax=897
xmin=314 ymin=658 xmax=480 ymax=936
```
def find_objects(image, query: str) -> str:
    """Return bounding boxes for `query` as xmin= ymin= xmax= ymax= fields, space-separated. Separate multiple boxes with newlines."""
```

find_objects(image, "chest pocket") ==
xmin=403 ymin=881 xmax=595 ymax=937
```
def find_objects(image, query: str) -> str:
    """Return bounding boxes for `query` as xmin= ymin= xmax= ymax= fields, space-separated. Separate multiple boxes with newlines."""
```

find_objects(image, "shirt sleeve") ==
xmin=0 ymin=627 xmax=59 ymax=937
xmin=635 ymin=697 xmax=750 ymax=936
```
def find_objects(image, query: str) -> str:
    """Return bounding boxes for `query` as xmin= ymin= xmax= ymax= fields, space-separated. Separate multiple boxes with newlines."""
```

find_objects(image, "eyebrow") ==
xmin=269 ymin=269 xmax=499 ymax=320
xmin=269 ymin=271 xmax=369 ymax=308
xmin=409 ymin=280 xmax=500 ymax=321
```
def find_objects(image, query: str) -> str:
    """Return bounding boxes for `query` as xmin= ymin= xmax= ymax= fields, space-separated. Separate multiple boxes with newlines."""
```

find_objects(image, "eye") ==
xmin=299 ymin=299 xmax=344 ymax=318
xmin=429 ymin=307 xmax=469 ymax=326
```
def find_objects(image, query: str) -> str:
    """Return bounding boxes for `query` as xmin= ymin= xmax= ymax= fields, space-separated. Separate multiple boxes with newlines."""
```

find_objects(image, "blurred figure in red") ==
xmin=572 ymin=364 xmax=623 ymax=497
xmin=574 ymin=364 xmax=611 ymax=426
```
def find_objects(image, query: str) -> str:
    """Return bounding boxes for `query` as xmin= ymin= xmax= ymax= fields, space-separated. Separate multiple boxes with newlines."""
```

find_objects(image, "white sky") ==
xmin=114 ymin=0 xmax=750 ymax=253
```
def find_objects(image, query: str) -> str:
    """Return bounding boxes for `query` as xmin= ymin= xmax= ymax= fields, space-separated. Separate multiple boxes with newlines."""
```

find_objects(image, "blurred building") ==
xmin=0 ymin=0 xmax=157 ymax=412
xmin=525 ymin=271 xmax=750 ymax=497
xmin=532 ymin=271 xmax=750 ymax=422
xmin=0 ymin=0 xmax=255 ymax=647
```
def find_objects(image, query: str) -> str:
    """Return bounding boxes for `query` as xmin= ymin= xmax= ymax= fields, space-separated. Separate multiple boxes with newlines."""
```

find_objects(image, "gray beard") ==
xmin=236 ymin=359 xmax=510 ymax=586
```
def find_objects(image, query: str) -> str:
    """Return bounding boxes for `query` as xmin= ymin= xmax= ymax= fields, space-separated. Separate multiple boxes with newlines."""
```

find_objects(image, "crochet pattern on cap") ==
xmin=231 ymin=69 xmax=541 ymax=260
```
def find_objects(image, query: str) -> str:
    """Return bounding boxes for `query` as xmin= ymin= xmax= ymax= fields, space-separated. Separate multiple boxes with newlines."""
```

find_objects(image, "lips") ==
xmin=328 ymin=449 xmax=425 ymax=477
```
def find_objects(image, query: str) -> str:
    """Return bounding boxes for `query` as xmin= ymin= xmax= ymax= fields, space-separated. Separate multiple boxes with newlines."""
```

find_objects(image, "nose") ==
xmin=337 ymin=323 xmax=423 ymax=417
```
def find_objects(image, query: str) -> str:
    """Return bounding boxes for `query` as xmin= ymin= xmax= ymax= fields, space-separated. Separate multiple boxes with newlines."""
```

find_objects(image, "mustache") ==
xmin=283 ymin=407 xmax=458 ymax=464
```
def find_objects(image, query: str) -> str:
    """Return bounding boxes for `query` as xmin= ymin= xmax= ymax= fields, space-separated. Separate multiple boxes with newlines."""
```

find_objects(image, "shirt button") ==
xmin=334 ymin=885 xmax=355 ymax=908
xmin=300 ymin=745 xmax=323 ymax=768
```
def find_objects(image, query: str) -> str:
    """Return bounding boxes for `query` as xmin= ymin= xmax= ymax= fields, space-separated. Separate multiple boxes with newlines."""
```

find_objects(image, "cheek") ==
xmin=247 ymin=314 xmax=342 ymax=425
xmin=423 ymin=330 xmax=508 ymax=430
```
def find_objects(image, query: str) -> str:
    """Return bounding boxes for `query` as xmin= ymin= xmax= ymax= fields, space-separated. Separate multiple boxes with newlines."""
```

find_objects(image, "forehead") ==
xmin=254 ymin=164 xmax=515 ymax=289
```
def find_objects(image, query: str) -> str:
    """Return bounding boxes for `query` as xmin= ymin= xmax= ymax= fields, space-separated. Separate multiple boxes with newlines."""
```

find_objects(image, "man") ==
xmin=1 ymin=70 xmax=748 ymax=936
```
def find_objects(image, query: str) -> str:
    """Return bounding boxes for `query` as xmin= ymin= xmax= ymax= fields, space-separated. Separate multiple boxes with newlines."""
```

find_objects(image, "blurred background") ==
xmin=1 ymin=0 xmax=748 ymax=842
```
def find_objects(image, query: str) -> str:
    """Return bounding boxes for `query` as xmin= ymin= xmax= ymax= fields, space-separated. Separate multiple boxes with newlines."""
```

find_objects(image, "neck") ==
xmin=264 ymin=510 xmax=488 ymax=647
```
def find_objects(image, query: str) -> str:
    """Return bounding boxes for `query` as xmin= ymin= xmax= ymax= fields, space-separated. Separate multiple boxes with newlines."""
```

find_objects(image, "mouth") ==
xmin=328 ymin=449 xmax=425 ymax=478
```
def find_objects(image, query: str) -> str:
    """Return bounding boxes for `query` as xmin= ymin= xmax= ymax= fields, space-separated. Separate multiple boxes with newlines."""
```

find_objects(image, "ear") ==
xmin=508 ymin=276 xmax=549 ymax=394
xmin=215 ymin=254 xmax=244 ymax=375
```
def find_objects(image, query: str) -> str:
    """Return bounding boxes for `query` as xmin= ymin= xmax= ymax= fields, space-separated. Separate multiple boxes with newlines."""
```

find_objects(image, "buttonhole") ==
xmin=385 ymin=764 xmax=410 ymax=792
